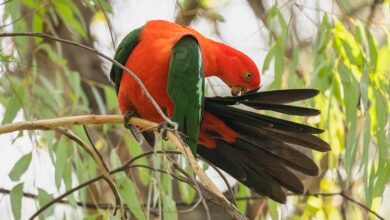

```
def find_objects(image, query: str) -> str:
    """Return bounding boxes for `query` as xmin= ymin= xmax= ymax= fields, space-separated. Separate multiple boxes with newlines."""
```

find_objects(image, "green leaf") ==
xmin=10 ymin=183 xmax=24 ymax=220
xmin=53 ymin=0 xmax=87 ymax=39
xmin=4 ymin=0 xmax=28 ymax=54
xmin=38 ymin=188 xmax=54 ymax=218
xmin=207 ymin=12 xmax=225 ymax=22
xmin=1 ymin=97 xmax=21 ymax=125
xmin=338 ymin=63 xmax=359 ymax=172
xmin=9 ymin=152 xmax=32 ymax=181
xmin=117 ymin=176 xmax=147 ymax=220
xmin=262 ymin=46 xmax=276 ymax=73
xmin=268 ymin=199 xmax=279 ymax=220
xmin=68 ymin=71 xmax=82 ymax=112
xmin=125 ymin=134 xmax=150 ymax=185
xmin=32 ymin=13 xmax=44 ymax=44
xmin=314 ymin=14 xmax=331 ymax=54
xmin=272 ymin=44 xmax=284 ymax=88
xmin=177 ymin=171 xmax=196 ymax=204
xmin=236 ymin=183 xmax=251 ymax=214
xmin=35 ymin=44 xmax=67 ymax=66
xmin=91 ymin=86 xmax=106 ymax=114
xmin=361 ymin=114 xmax=371 ymax=169
xmin=104 ymin=86 xmax=119 ymax=113
xmin=83 ymin=212 xmax=110 ymax=220
xmin=162 ymin=192 xmax=178 ymax=220
xmin=1 ymin=79 xmax=24 ymax=125
xmin=373 ymin=162 xmax=390 ymax=197
xmin=63 ymin=159 xmax=73 ymax=191
xmin=374 ymin=89 xmax=389 ymax=160
xmin=55 ymin=138 xmax=68 ymax=189
xmin=367 ymin=31 xmax=378 ymax=71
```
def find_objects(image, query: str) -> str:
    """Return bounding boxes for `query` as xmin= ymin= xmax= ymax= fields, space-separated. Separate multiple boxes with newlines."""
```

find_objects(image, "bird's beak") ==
xmin=231 ymin=86 xmax=248 ymax=96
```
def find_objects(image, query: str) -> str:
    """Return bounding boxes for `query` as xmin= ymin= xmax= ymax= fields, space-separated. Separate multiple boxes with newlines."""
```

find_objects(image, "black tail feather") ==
xmin=197 ymin=89 xmax=330 ymax=202
xmin=134 ymin=89 xmax=329 ymax=203
xmin=205 ymin=101 xmax=323 ymax=134
xmin=225 ymin=120 xmax=330 ymax=152
xmin=206 ymin=89 xmax=320 ymax=116
xmin=243 ymin=103 xmax=320 ymax=116
xmin=239 ymin=135 xmax=319 ymax=176
xmin=206 ymin=89 xmax=319 ymax=104
xmin=234 ymin=139 xmax=304 ymax=194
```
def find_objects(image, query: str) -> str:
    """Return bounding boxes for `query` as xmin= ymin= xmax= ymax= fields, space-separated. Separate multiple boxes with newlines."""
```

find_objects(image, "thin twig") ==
xmin=0 ymin=0 xmax=12 ymax=6
xmin=29 ymin=164 xmax=187 ymax=220
xmin=28 ymin=150 xmax=183 ymax=220
xmin=27 ymin=127 xmax=126 ymax=220
xmin=0 ymin=31 xmax=237 ymax=217
xmin=0 ymin=32 xmax=175 ymax=126
xmin=83 ymin=125 xmax=126 ymax=219
xmin=177 ymin=196 xmax=203 ymax=213
xmin=96 ymin=0 xmax=116 ymax=49
xmin=0 ymin=115 xmax=242 ymax=219
xmin=2 ymin=187 xmax=384 ymax=220
xmin=291 ymin=192 xmax=384 ymax=220
xmin=207 ymin=162 xmax=237 ymax=206
xmin=0 ymin=1 xmax=49 ymax=29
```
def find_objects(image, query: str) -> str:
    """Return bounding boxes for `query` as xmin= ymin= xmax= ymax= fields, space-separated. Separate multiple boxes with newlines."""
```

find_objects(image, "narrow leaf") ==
xmin=38 ymin=188 xmax=54 ymax=218
xmin=10 ymin=183 xmax=24 ymax=220
xmin=162 ymin=192 xmax=178 ymax=220
xmin=9 ymin=152 xmax=32 ymax=181
xmin=117 ymin=176 xmax=146 ymax=220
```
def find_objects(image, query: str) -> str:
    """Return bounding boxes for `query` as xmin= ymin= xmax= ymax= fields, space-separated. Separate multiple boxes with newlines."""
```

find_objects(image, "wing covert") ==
xmin=167 ymin=35 xmax=204 ymax=154
xmin=110 ymin=27 xmax=143 ymax=94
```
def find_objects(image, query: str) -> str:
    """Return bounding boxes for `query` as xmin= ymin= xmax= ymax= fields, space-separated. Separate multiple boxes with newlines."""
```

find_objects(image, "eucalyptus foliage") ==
xmin=0 ymin=0 xmax=389 ymax=220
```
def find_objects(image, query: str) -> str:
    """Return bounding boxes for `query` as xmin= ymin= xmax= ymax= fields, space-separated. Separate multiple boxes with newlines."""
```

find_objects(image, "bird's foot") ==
xmin=157 ymin=121 xmax=176 ymax=140
xmin=123 ymin=111 xmax=138 ymax=129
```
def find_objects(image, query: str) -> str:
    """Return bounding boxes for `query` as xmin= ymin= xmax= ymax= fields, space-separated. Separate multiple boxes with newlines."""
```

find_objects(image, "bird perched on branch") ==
xmin=110 ymin=20 xmax=330 ymax=203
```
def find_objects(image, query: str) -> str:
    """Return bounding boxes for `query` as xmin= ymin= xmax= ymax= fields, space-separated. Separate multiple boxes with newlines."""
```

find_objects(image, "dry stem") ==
xmin=0 ymin=115 xmax=244 ymax=219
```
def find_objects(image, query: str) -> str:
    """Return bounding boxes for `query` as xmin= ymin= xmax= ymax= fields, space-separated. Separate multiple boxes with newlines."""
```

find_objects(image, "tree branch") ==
xmin=0 ymin=32 xmax=174 ymax=126
xmin=288 ymin=192 xmax=384 ymax=220
xmin=1 ymin=188 xmax=384 ymax=220
xmin=0 ymin=32 xmax=235 ymax=216
xmin=82 ymin=125 xmax=126 ymax=219
xmin=366 ymin=0 xmax=382 ymax=26
xmin=0 ymin=115 xmax=244 ymax=219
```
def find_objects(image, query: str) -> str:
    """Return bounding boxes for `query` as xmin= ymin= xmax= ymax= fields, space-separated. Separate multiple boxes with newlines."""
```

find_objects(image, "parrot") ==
xmin=110 ymin=20 xmax=330 ymax=203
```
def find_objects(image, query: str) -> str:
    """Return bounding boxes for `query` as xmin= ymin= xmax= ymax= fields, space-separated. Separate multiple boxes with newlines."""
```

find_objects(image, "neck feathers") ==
xmin=201 ymin=40 xmax=237 ymax=78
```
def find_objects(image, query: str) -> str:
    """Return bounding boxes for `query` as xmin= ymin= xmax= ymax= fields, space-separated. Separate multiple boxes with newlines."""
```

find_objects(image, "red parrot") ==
xmin=110 ymin=20 xmax=330 ymax=203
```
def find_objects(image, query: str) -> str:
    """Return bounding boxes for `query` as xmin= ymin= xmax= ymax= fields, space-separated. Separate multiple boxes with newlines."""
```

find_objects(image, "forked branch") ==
xmin=0 ymin=115 xmax=245 ymax=219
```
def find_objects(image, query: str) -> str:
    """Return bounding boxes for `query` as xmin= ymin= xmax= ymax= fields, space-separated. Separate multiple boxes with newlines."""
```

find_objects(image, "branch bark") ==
xmin=0 ymin=115 xmax=245 ymax=219
xmin=0 ymin=32 xmax=174 ymax=126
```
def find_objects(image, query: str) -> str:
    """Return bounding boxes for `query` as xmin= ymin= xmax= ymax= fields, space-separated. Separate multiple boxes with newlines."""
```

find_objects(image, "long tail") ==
xmin=198 ymin=89 xmax=330 ymax=203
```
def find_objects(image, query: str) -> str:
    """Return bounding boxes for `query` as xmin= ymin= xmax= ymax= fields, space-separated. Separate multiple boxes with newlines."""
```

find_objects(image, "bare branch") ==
xmin=0 ymin=115 xmax=244 ymax=219
xmin=2 ymin=188 xmax=384 ymax=220
xmin=366 ymin=0 xmax=382 ymax=26
xmin=0 ymin=32 xmax=175 ymax=126
xmin=83 ymin=125 xmax=126 ymax=219
xmin=288 ymin=192 xmax=384 ymax=220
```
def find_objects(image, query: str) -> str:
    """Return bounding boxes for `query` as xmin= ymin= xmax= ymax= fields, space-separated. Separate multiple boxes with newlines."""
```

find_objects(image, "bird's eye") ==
xmin=245 ymin=72 xmax=253 ymax=80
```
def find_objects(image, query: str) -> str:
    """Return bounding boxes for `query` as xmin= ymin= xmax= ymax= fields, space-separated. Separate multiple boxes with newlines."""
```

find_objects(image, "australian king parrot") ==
xmin=110 ymin=20 xmax=330 ymax=203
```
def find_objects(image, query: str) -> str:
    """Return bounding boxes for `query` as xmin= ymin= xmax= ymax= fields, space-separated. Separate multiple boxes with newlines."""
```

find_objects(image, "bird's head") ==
xmin=215 ymin=43 xmax=261 ymax=96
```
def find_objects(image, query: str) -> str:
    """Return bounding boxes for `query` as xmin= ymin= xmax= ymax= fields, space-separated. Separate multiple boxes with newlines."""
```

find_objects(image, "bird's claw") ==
xmin=157 ymin=121 xmax=176 ymax=140
xmin=123 ymin=111 xmax=138 ymax=129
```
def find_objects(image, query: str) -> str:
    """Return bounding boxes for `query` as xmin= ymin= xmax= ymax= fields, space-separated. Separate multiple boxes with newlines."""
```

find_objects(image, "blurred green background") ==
xmin=0 ymin=0 xmax=389 ymax=219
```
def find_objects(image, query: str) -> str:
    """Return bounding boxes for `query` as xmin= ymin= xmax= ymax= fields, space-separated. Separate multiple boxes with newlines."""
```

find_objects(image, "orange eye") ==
xmin=245 ymin=72 xmax=253 ymax=80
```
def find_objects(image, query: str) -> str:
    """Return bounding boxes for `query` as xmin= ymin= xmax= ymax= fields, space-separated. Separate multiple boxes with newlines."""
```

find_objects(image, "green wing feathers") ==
xmin=167 ymin=35 xmax=204 ymax=155
xmin=110 ymin=27 xmax=143 ymax=94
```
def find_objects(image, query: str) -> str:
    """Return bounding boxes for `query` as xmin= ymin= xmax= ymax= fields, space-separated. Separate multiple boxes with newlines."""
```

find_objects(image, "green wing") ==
xmin=167 ymin=35 xmax=204 ymax=155
xmin=110 ymin=27 xmax=143 ymax=94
